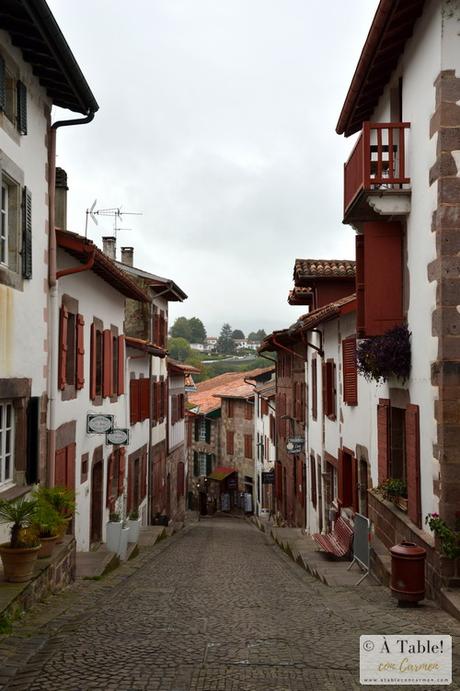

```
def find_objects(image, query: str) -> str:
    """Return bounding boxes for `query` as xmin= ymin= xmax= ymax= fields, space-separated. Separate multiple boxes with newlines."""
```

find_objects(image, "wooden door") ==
xmin=90 ymin=461 xmax=103 ymax=544
xmin=166 ymin=473 xmax=171 ymax=517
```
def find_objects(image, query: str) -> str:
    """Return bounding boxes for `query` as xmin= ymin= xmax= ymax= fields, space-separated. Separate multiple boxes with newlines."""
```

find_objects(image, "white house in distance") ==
xmin=254 ymin=375 xmax=276 ymax=517
xmin=0 ymin=1 xmax=98 ymax=542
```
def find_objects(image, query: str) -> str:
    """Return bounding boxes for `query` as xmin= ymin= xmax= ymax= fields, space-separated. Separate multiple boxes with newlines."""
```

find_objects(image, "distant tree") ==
xmin=188 ymin=317 xmax=207 ymax=344
xmin=168 ymin=337 xmax=191 ymax=362
xmin=231 ymin=329 xmax=245 ymax=339
xmin=216 ymin=323 xmax=236 ymax=355
xmin=247 ymin=329 xmax=266 ymax=342
xmin=170 ymin=317 xmax=192 ymax=341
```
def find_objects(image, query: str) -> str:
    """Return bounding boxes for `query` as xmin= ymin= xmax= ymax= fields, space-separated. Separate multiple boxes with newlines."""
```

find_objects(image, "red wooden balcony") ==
xmin=343 ymin=122 xmax=410 ymax=222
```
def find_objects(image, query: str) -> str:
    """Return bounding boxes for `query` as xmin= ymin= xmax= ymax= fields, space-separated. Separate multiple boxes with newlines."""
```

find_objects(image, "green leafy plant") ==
xmin=426 ymin=513 xmax=460 ymax=559
xmin=0 ymin=497 xmax=39 ymax=548
xmin=375 ymin=478 xmax=407 ymax=500
xmin=357 ymin=325 xmax=411 ymax=383
xmin=129 ymin=510 xmax=139 ymax=521
xmin=34 ymin=486 xmax=76 ymax=518
xmin=31 ymin=499 xmax=65 ymax=539
xmin=109 ymin=512 xmax=121 ymax=522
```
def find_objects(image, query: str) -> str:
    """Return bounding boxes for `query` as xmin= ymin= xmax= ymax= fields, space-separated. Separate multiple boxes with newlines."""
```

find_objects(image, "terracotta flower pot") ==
xmin=37 ymin=535 xmax=59 ymax=559
xmin=56 ymin=516 xmax=73 ymax=544
xmin=0 ymin=543 xmax=41 ymax=583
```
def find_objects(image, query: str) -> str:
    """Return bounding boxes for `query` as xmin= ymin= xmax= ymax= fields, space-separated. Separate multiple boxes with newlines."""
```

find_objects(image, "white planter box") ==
xmin=127 ymin=519 xmax=141 ymax=544
xmin=106 ymin=521 xmax=122 ymax=553
xmin=118 ymin=526 xmax=130 ymax=560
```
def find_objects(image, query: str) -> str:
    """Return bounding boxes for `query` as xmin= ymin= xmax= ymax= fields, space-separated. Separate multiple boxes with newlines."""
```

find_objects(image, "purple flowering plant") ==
xmin=356 ymin=325 xmax=411 ymax=383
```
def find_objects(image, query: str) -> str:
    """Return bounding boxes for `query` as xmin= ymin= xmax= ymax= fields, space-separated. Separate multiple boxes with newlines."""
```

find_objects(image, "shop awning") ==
xmin=208 ymin=467 xmax=236 ymax=481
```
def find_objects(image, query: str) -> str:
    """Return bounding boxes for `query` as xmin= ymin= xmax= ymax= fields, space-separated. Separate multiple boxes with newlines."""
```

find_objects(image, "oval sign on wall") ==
xmin=87 ymin=414 xmax=114 ymax=434
xmin=106 ymin=429 xmax=129 ymax=446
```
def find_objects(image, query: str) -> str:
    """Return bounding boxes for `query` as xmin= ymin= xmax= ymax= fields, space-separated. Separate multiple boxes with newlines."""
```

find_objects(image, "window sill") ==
xmin=0 ymin=484 xmax=32 ymax=501
xmin=0 ymin=264 xmax=23 ymax=291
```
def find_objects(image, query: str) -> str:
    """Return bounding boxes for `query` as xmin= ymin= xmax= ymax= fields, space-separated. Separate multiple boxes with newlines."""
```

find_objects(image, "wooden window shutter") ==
xmin=355 ymin=234 xmax=365 ymax=337
xmin=227 ymin=430 xmax=234 ymax=455
xmin=90 ymin=323 xmax=97 ymax=400
xmin=362 ymin=222 xmax=403 ymax=337
xmin=205 ymin=419 xmax=211 ymax=443
xmin=22 ymin=186 xmax=32 ymax=279
xmin=118 ymin=448 xmax=126 ymax=496
xmin=323 ymin=361 xmax=335 ymax=417
xmin=130 ymin=379 xmax=140 ymax=424
xmin=311 ymin=359 xmax=317 ymax=420
xmin=76 ymin=314 xmax=85 ymax=390
xmin=377 ymin=399 xmax=390 ymax=483
xmin=102 ymin=329 xmax=113 ymax=397
xmin=16 ymin=80 xmax=27 ymax=134
xmin=163 ymin=380 xmax=168 ymax=420
xmin=181 ymin=394 xmax=185 ymax=419
xmin=153 ymin=381 xmax=159 ymax=422
xmin=244 ymin=434 xmax=253 ymax=459
xmin=342 ymin=337 xmax=357 ymax=405
xmin=245 ymin=402 xmax=252 ymax=420
xmin=55 ymin=448 xmax=67 ymax=486
xmin=139 ymin=378 xmax=150 ymax=420
xmin=193 ymin=451 xmax=199 ymax=476
xmin=177 ymin=462 xmax=184 ymax=497
xmin=406 ymin=404 xmax=421 ymax=528
xmin=206 ymin=454 xmax=213 ymax=476
xmin=117 ymin=335 xmax=125 ymax=395
xmin=0 ymin=56 xmax=5 ymax=111
xmin=337 ymin=449 xmax=344 ymax=505
xmin=58 ymin=306 xmax=69 ymax=390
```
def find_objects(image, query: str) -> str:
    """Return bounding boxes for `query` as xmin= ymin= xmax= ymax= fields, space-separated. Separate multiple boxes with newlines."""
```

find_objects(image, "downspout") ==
xmin=47 ymin=111 xmax=95 ymax=486
xmin=56 ymin=248 xmax=95 ymax=279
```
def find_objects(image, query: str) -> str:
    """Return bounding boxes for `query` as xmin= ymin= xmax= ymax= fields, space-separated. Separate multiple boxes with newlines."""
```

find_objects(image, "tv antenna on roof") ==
xmin=85 ymin=201 xmax=142 ymax=239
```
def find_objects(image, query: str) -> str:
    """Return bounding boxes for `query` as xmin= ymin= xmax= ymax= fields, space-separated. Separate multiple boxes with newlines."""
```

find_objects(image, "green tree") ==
xmin=248 ymin=329 xmax=266 ymax=341
xmin=168 ymin=337 xmax=191 ymax=362
xmin=188 ymin=317 xmax=207 ymax=344
xmin=170 ymin=317 xmax=192 ymax=341
xmin=231 ymin=329 xmax=245 ymax=339
xmin=216 ymin=323 xmax=236 ymax=355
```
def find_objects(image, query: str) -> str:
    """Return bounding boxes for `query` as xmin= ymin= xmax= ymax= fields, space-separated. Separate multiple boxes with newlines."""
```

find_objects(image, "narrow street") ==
xmin=1 ymin=518 xmax=460 ymax=691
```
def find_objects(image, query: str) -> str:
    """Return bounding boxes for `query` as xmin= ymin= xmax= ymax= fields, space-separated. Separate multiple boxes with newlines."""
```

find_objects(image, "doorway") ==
xmin=90 ymin=460 xmax=103 ymax=544
xmin=359 ymin=457 xmax=369 ymax=516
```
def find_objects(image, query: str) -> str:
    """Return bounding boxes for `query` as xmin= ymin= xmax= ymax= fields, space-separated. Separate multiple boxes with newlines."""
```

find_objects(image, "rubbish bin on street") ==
xmin=390 ymin=541 xmax=426 ymax=605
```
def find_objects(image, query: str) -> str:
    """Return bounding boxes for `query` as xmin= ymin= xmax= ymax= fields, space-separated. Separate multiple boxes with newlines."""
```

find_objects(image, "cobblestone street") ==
xmin=1 ymin=517 xmax=460 ymax=691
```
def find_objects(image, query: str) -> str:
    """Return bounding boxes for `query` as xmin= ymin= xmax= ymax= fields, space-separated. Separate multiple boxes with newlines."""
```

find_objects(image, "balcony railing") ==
xmin=344 ymin=122 xmax=410 ymax=216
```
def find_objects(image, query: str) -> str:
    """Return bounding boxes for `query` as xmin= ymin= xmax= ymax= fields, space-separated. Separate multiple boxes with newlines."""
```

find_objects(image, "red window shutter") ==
xmin=55 ymin=448 xmax=67 ymax=486
xmin=356 ymin=234 xmax=365 ymax=338
xmin=311 ymin=359 xmax=317 ymax=420
xmin=66 ymin=443 xmax=76 ymax=490
xmin=270 ymin=414 xmax=275 ymax=443
xmin=406 ymin=404 xmax=421 ymax=528
xmin=275 ymin=461 xmax=282 ymax=500
xmin=117 ymin=335 xmax=125 ymax=395
xmin=245 ymin=402 xmax=252 ymax=420
xmin=180 ymin=394 xmax=185 ymax=419
xmin=177 ymin=462 xmax=184 ymax=497
xmin=58 ymin=306 xmax=69 ymax=390
xmin=103 ymin=329 xmax=113 ymax=397
xmin=118 ymin=448 xmax=126 ymax=496
xmin=90 ymin=323 xmax=97 ymax=400
xmin=362 ymin=221 xmax=403 ymax=337
xmin=130 ymin=379 xmax=140 ymax=424
xmin=377 ymin=399 xmax=390 ymax=483
xmin=154 ymin=381 xmax=160 ymax=422
xmin=342 ymin=337 xmax=357 ymax=406
xmin=76 ymin=314 xmax=85 ymax=390
xmin=160 ymin=310 xmax=165 ymax=348
xmin=227 ymin=430 xmax=234 ymax=455
xmin=139 ymin=378 xmax=150 ymax=421
xmin=322 ymin=361 xmax=335 ymax=417
xmin=244 ymin=434 xmax=252 ymax=459
xmin=164 ymin=381 xmax=168 ymax=419
xmin=337 ymin=449 xmax=344 ymax=505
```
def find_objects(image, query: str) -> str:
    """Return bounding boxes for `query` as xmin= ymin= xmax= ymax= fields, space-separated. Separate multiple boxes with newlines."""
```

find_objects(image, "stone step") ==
xmin=75 ymin=547 xmax=118 ymax=579
xmin=137 ymin=526 xmax=166 ymax=547
xmin=440 ymin=588 xmax=460 ymax=623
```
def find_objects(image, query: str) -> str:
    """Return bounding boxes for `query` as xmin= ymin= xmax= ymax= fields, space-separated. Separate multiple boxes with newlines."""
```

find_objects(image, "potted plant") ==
xmin=34 ymin=486 xmax=76 ymax=542
xmin=119 ymin=520 xmax=131 ymax=560
xmin=32 ymin=499 xmax=65 ymax=559
xmin=106 ymin=511 xmax=122 ymax=553
xmin=357 ymin=325 xmax=411 ymax=383
xmin=375 ymin=478 xmax=408 ymax=510
xmin=127 ymin=509 xmax=141 ymax=544
xmin=426 ymin=513 xmax=460 ymax=559
xmin=0 ymin=497 xmax=41 ymax=582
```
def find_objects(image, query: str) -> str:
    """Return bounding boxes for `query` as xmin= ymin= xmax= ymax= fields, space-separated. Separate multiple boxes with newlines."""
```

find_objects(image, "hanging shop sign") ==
xmin=106 ymin=428 xmax=130 ymax=446
xmin=286 ymin=437 xmax=305 ymax=454
xmin=87 ymin=414 xmax=114 ymax=434
xmin=262 ymin=470 xmax=275 ymax=485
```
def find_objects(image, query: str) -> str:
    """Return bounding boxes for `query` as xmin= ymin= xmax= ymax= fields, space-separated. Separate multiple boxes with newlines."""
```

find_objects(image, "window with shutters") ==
xmin=269 ymin=414 xmax=275 ymax=443
xmin=227 ymin=399 xmax=234 ymax=418
xmin=54 ymin=443 xmax=76 ymax=490
xmin=322 ymin=359 xmax=336 ymax=419
xmin=342 ymin=337 xmax=358 ymax=406
xmin=311 ymin=358 xmax=317 ymax=420
xmin=226 ymin=430 xmax=234 ymax=455
xmin=0 ymin=402 xmax=14 ymax=487
xmin=244 ymin=434 xmax=253 ymax=459
xmin=112 ymin=335 xmax=118 ymax=397
xmin=310 ymin=455 xmax=317 ymax=509
xmin=59 ymin=298 xmax=84 ymax=398
xmin=261 ymin=398 xmax=269 ymax=417
xmin=198 ymin=452 xmax=207 ymax=476
xmin=0 ymin=175 xmax=22 ymax=279
xmin=198 ymin=418 xmax=207 ymax=442
xmin=245 ymin=402 xmax=253 ymax=420
xmin=95 ymin=329 xmax=103 ymax=397
xmin=0 ymin=54 xmax=27 ymax=136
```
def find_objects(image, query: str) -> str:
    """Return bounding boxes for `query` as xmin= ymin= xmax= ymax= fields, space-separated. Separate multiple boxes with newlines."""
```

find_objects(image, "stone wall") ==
xmin=220 ymin=399 xmax=254 ymax=492
xmin=166 ymin=442 xmax=186 ymax=524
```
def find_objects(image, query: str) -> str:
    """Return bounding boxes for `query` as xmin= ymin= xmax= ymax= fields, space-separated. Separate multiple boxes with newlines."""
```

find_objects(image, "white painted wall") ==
xmin=127 ymin=350 xmax=150 ymax=526
xmin=168 ymin=372 xmax=185 ymax=451
xmin=254 ymin=389 xmax=276 ymax=514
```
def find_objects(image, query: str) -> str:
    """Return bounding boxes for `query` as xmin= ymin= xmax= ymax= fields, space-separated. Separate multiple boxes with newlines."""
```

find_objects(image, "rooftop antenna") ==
xmin=85 ymin=202 xmax=142 ymax=240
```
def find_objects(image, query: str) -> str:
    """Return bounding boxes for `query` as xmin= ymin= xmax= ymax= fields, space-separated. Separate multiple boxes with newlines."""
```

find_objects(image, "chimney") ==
xmin=55 ymin=167 xmax=68 ymax=230
xmin=102 ymin=236 xmax=116 ymax=261
xmin=121 ymin=247 xmax=134 ymax=267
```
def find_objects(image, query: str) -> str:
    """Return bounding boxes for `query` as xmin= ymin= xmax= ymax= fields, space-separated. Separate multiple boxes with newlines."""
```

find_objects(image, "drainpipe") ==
xmin=47 ymin=111 xmax=95 ymax=486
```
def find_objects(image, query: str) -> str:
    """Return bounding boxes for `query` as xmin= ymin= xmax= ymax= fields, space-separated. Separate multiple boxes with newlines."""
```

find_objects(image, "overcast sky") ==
xmin=48 ymin=0 xmax=378 ymax=338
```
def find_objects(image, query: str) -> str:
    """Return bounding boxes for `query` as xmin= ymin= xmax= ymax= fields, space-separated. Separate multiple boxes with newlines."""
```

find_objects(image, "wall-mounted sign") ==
xmin=87 ymin=414 xmax=114 ymax=434
xmin=106 ymin=428 xmax=129 ymax=446
xmin=286 ymin=437 xmax=305 ymax=454
xmin=262 ymin=470 xmax=275 ymax=485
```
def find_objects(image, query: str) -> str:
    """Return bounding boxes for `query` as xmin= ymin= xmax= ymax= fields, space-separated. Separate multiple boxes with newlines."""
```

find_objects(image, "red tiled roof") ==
xmin=56 ymin=229 xmax=150 ymax=302
xmin=336 ymin=0 xmax=425 ymax=137
xmin=125 ymin=336 xmax=166 ymax=357
xmin=294 ymin=258 xmax=356 ymax=281
xmin=167 ymin=358 xmax=201 ymax=374
xmin=188 ymin=367 xmax=272 ymax=414
xmin=287 ymin=286 xmax=313 ymax=306
xmin=260 ymin=294 xmax=356 ymax=352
